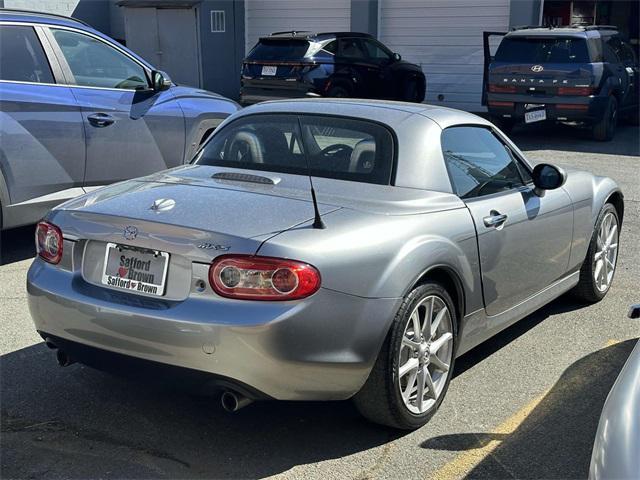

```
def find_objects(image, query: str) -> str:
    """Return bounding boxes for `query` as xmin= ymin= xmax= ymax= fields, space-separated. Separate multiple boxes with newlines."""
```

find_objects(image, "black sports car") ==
xmin=240 ymin=31 xmax=426 ymax=105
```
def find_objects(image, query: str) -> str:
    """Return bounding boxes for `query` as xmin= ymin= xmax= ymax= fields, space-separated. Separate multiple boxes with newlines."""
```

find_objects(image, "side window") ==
xmin=339 ymin=38 xmax=366 ymax=59
xmin=51 ymin=29 xmax=148 ymax=90
xmin=0 ymin=25 xmax=54 ymax=84
xmin=620 ymin=43 xmax=637 ymax=66
xmin=603 ymin=36 xmax=622 ymax=64
xmin=442 ymin=127 xmax=529 ymax=199
xmin=361 ymin=39 xmax=392 ymax=61
xmin=323 ymin=40 xmax=337 ymax=55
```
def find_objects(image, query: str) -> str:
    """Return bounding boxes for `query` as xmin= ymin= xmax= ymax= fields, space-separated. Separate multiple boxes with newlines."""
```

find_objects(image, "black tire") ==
xmin=592 ymin=96 xmax=618 ymax=141
xmin=353 ymin=282 xmax=457 ymax=430
xmin=573 ymin=203 xmax=620 ymax=303
xmin=327 ymin=85 xmax=350 ymax=98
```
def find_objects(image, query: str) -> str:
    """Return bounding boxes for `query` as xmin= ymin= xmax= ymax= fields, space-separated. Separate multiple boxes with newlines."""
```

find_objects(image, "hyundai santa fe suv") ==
xmin=487 ymin=25 xmax=639 ymax=141
xmin=240 ymin=31 xmax=426 ymax=105
xmin=0 ymin=9 xmax=239 ymax=230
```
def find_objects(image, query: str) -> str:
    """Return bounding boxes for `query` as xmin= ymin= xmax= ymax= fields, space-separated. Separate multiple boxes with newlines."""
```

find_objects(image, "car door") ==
xmin=360 ymin=38 xmax=395 ymax=98
xmin=0 ymin=23 xmax=85 ymax=210
xmin=442 ymin=126 xmax=574 ymax=316
xmin=337 ymin=38 xmax=377 ymax=98
xmin=603 ymin=35 xmax=632 ymax=108
xmin=44 ymin=26 xmax=185 ymax=187
xmin=619 ymin=41 xmax=639 ymax=108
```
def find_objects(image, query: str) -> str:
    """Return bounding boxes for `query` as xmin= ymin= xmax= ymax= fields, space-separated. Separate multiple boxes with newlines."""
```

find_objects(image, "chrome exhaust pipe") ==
xmin=221 ymin=390 xmax=253 ymax=412
xmin=56 ymin=349 xmax=75 ymax=367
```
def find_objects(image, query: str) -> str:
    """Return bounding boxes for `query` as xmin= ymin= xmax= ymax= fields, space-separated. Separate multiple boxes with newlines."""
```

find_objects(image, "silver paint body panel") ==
xmin=27 ymin=99 xmax=623 ymax=399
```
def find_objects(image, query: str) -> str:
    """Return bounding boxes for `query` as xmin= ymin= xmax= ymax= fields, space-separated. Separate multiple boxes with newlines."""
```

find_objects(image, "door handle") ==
xmin=483 ymin=211 xmax=508 ymax=228
xmin=88 ymin=113 xmax=115 ymax=127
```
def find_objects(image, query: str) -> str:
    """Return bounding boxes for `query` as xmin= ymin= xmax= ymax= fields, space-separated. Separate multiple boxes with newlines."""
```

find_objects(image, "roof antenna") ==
xmin=297 ymin=117 xmax=326 ymax=229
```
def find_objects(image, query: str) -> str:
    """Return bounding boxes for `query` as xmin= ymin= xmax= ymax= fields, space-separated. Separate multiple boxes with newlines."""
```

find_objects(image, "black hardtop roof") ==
xmin=260 ymin=31 xmax=373 ymax=42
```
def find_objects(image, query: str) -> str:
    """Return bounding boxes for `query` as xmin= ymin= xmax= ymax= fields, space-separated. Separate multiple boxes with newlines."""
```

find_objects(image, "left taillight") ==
xmin=35 ymin=221 xmax=63 ymax=264
xmin=209 ymin=254 xmax=321 ymax=301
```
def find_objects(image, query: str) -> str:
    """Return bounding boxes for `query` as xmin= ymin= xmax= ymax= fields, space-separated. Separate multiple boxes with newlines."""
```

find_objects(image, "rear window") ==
xmin=194 ymin=114 xmax=395 ymax=185
xmin=495 ymin=37 xmax=591 ymax=63
xmin=247 ymin=39 xmax=311 ymax=61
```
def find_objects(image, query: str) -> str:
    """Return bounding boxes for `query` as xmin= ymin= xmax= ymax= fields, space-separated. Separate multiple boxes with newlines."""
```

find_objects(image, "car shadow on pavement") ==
xmin=422 ymin=338 xmax=638 ymax=479
xmin=0 ymin=342 xmax=403 ymax=479
xmin=0 ymin=224 xmax=36 ymax=266
xmin=509 ymin=123 xmax=639 ymax=157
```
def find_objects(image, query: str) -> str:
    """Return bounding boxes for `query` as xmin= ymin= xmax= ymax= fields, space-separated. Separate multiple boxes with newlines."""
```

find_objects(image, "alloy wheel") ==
xmin=397 ymin=295 xmax=453 ymax=414
xmin=594 ymin=211 xmax=618 ymax=292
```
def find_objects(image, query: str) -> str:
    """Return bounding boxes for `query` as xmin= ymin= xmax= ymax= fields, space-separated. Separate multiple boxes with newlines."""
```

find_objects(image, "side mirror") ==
xmin=152 ymin=70 xmax=172 ymax=92
xmin=532 ymin=163 xmax=567 ymax=196
xmin=393 ymin=52 xmax=402 ymax=62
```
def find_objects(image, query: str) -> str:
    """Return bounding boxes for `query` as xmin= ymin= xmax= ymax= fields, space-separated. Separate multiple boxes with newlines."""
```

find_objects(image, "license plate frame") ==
xmin=261 ymin=65 xmax=277 ymax=76
xmin=101 ymin=243 xmax=170 ymax=297
xmin=525 ymin=109 xmax=547 ymax=123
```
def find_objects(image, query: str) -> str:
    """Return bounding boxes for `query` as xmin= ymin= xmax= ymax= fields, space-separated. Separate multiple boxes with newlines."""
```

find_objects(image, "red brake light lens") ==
xmin=35 ymin=221 xmax=63 ymax=264
xmin=209 ymin=255 xmax=321 ymax=300
xmin=488 ymin=84 xmax=517 ymax=93
xmin=558 ymin=86 xmax=594 ymax=96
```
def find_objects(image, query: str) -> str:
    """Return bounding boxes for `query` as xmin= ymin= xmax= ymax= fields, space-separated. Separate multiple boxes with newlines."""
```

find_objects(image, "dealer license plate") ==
xmin=101 ymin=243 xmax=169 ymax=296
xmin=261 ymin=65 xmax=277 ymax=76
xmin=525 ymin=109 xmax=547 ymax=123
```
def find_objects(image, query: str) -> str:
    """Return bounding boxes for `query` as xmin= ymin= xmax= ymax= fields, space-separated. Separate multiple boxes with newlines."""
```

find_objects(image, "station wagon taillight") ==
xmin=488 ymin=84 xmax=517 ymax=93
xmin=209 ymin=255 xmax=321 ymax=300
xmin=558 ymin=86 xmax=594 ymax=96
xmin=35 ymin=221 xmax=63 ymax=264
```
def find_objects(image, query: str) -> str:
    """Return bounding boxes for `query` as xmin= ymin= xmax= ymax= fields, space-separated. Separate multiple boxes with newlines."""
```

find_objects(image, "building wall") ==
xmin=245 ymin=0 xmax=351 ymax=53
xmin=379 ymin=0 xmax=512 ymax=112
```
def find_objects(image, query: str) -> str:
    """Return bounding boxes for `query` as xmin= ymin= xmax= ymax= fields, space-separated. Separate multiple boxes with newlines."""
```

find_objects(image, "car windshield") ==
xmin=247 ymin=39 xmax=312 ymax=61
xmin=194 ymin=114 xmax=395 ymax=185
xmin=495 ymin=37 xmax=590 ymax=63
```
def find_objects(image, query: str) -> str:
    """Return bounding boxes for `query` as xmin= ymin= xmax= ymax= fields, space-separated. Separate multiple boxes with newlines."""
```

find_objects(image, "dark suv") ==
xmin=240 ymin=32 xmax=426 ymax=105
xmin=486 ymin=26 xmax=639 ymax=141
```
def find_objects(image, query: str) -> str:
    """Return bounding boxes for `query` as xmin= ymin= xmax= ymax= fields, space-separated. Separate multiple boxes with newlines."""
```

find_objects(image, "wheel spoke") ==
xmin=594 ymin=250 xmax=604 ymax=261
xmin=606 ymin=257 xmax=615 ymax=270
xmin=430 ymin=354 xmax=449 ymax=373
xmin=416 ymin=367 xmax=425 ymax=410
xmin=399 ymin=357 xmax=419 ymax=378
xmin=410 ymin=311 xmax=421 ymax=341
xmin=402 ymin=369 xmax=418 ymax=402
xmin=424 ymin=367 xmax=437 ymax=400
xmin=430 ymin=307 xmax=448 ymax=339
xmin=594 ymin=259 xmax=603 ymax=283
xmin=402 ymin=336 xmax=421 ymax=350
xmin=606 ymin=224 xmax=617 ymax=246
xmin=432 ymin=332 xmax=453 ymax=354
xmin=421 ymin=297 xmax=434 ymax=338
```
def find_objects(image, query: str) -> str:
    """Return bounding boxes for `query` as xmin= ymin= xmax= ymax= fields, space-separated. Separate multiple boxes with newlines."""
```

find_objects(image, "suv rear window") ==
xmin=495 ymin=37 xmax=590 ymax=63
xmin=247 ymin=39 xmax=311 ymax=61
xmin=195 ymin=114 xmax=395 ymax=185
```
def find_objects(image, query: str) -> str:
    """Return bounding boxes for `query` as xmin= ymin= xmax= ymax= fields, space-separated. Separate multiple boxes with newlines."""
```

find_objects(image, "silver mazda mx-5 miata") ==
xmin=27 ymin=99 xmax=623 ymax=429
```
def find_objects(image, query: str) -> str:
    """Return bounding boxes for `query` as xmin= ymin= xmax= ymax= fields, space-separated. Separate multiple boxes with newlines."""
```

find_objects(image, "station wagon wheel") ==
xmin=398 ymin=295 xmax=453 ymax=414
xmin=353 ymin=282 xmax=457 ymax=429
xmin=574 ymin=203 xmax=620 ymax=302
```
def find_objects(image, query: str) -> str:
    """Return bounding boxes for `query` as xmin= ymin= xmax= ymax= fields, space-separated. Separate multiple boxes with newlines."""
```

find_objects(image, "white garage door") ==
xmin=379 ymin=0 xmax=510 ymax=111
xmin=245 ymin=0 xmax=351 ymax=53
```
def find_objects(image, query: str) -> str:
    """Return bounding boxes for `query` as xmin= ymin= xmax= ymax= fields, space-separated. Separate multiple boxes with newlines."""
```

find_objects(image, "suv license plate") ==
xmin=261 ymin=66 xmax=277 ymax=76
xmin=101 ymin=243 xmax=169 ymax=297
xmin=525 ymin=109 xmax=546 ymax=123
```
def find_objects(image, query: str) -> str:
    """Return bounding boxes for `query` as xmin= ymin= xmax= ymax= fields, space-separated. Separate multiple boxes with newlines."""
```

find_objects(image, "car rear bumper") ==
xmin=240 ymin=83 xmax=321 ymax=105
xmin=487 ymin=94 xmax=609 ymax=123
xmin=27 ymin=258 xmax=400 ymax=400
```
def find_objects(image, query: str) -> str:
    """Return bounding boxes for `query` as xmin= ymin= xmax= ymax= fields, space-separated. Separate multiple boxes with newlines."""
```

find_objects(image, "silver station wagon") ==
xmin=27 ymin=99 xmax=623 ymax=429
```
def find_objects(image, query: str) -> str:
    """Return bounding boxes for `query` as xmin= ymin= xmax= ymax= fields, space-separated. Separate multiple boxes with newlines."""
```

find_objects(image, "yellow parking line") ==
xmin=431 ymin=339 xmax=621 ymax=480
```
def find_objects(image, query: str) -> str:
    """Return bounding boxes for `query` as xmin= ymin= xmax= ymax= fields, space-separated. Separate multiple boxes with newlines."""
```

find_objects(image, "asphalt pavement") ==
xmin=1 ymin=123 xmax=639 ymax=480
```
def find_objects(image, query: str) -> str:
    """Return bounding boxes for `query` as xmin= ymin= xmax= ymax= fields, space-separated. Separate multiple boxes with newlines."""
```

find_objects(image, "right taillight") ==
xmin=558 ymin=86 xmax=594 ymax=96
xmin=488 ymin=84 xmax=517 ymax=93
xmin=35 ymin=221 xmax=63 ymax=264
xmin=209 ymin=255 xmax=321 ymax=301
